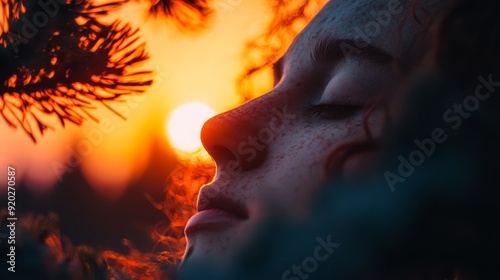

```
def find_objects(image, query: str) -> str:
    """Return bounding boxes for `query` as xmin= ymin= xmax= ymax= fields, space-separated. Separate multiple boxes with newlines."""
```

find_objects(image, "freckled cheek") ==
xmin=312 ymin=121 xmax=364 ymax=146
xmin=258 ymin=119 xmax=366 ymax=181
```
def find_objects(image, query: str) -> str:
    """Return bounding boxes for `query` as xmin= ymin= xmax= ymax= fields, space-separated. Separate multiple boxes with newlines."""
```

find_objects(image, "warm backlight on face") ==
xmin=166 ymin=102 xmax=216 ymax=152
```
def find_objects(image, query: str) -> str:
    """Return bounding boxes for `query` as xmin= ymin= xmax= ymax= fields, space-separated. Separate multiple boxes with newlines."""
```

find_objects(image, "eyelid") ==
xmin=318 ymin=63 xmax=393 ymax=106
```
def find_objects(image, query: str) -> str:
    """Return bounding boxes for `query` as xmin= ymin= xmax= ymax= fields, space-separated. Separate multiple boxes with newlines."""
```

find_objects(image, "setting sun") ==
xmin=166 ymin=102 xmax=216 ymax=152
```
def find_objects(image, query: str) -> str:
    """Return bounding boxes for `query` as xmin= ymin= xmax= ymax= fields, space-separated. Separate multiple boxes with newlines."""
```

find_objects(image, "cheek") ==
xmin=261 ymin=119 xmax=365 ymax=209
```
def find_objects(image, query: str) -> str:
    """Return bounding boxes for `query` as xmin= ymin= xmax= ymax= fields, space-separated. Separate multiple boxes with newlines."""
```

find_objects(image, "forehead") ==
xmin=288 ymin=0 xmax=438 ymax=60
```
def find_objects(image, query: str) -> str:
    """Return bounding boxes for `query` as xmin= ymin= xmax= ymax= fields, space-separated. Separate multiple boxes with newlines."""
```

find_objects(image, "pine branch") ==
xmin=0 ymin=0 xmax=153 ymax=142
xmin=143 ymin=0 xmax=213 ymax=31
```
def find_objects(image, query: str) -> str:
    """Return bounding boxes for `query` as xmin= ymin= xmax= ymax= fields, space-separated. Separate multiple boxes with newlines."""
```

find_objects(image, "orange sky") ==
xmin=0 ymin=0 xmax=274 ymax=196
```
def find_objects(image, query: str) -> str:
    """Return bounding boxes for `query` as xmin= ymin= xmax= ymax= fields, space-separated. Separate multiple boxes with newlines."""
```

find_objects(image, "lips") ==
xmin=185 ymin=186 xmax=249 ymax=235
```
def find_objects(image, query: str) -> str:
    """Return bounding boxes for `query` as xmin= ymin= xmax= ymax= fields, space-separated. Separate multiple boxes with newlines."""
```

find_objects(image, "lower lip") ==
xmin=185 ymin=209 xmax=243 ymax=235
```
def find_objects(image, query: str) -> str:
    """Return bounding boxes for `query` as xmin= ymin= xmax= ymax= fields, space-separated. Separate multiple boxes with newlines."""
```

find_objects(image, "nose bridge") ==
xmin=200 ymin=96 xmax=291 ymax=172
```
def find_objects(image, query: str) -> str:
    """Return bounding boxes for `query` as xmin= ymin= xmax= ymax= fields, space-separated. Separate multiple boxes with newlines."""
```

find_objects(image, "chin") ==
xmin=184 ymin=218 xmax=254 ymax=265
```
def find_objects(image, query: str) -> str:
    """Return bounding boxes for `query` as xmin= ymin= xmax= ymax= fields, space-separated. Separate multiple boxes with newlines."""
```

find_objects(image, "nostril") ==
xmin=206 ymin=144 xmax=267 ymax=172
xmin=209 ymin=145 xmax=237 ymax=164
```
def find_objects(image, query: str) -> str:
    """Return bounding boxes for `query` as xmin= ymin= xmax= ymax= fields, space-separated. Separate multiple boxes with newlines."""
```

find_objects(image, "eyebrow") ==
xmin=272 ymin=38 xmax=394 ymax=77
xmin=311 ymin=38 xmax=394 ymax=66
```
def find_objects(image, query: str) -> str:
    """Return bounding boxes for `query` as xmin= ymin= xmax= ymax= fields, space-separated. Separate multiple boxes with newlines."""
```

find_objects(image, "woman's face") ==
xmin=184 ymin=0 xmax=441 ymax=265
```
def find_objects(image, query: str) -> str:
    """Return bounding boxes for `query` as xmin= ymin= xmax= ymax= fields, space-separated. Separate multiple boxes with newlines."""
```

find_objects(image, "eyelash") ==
xmin=305 ymin=103 xmax=363 ymax=119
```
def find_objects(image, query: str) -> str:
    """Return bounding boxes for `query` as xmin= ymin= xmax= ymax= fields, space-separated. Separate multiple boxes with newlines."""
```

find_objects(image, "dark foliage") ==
xmin=0 ymin=210 xmax=109 ymax=279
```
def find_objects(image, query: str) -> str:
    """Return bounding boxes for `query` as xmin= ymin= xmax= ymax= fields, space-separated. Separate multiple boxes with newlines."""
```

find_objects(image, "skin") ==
xmin=183 ymin=0 xmax=446 ymax=267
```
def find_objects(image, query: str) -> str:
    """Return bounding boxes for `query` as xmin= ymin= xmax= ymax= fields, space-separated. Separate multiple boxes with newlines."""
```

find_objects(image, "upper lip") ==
xmin=197 ymin=185 xmax=249 ymax=220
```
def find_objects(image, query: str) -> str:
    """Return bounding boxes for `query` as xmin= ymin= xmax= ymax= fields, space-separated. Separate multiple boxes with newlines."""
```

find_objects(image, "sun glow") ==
xmin=166 ymin=102 xmax=216 ymax=153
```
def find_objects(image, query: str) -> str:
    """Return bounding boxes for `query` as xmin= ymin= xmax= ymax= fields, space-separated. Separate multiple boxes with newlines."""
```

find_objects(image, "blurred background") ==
xmin=0 ymin=0 xmax=325 ymax=262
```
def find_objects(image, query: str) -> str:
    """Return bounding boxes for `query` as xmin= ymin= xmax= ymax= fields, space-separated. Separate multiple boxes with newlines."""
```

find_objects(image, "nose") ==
xmin=201 ymin=97 xmax=287 ymax=173
xmin=200 ymin=102 xmax=268 ymax=172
